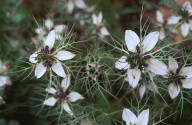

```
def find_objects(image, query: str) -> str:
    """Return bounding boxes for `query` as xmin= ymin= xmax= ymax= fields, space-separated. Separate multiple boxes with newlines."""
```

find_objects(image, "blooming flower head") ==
xmin=122 ymin=108 xmax=149 ymax=125
xmin=29 ymin=30 xmax=76 ymax=78
xmin=166 ymin=56 xmax=192 ymax=99
xmin=167 ymin=1 xmax=192 ymax=37
xmin=43 ymin=74 xmax=84 ymax=115
xmin=92 ymin=12 xmax=110 ymax=37
xmin=67 ymin=0 xmax=87 ymax=14
xmin=86 ymin=62 xmax=101 ymax=81
xmin=115 ymin=30 xmax=167 ymax=88
xmin=35 ymin=19 xmax=66 ymax=40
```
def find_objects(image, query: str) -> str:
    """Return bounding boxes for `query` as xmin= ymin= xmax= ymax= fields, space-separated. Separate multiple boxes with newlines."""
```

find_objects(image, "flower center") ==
xmin=168 ymin=68 xmax=186 ymax=86
xmin=179 ymin=9 xmax=192 ymax=23
xmin=127 ymin=45 xmax=151 ymax=71
xmin=59 ymin=88 xmax=69 ymax=100
xmin=38 ymin=45 xmax=56 ymax=67
xmin=86 ymin=63 xmax=101 ymax=79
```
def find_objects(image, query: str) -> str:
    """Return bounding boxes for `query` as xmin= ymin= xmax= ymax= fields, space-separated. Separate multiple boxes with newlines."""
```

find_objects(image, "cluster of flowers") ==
xmin=26 ymin=0 xmax=192 ymax=125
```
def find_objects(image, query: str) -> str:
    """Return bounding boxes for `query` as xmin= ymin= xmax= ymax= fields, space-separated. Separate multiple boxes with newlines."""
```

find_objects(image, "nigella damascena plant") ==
xmin=122 ymin=108 xmax=149 ymax=125
xmin=29 ymin=30 xmax=76 ymax=78
xmin=167 ymin=1 xmax=192 ymax=37
xmin=43 ymin=74 xmax=84 ymax=116
xmin=165 ymin=56 xmax=192 ymax=99
xmin=86 ymin=62 xmax=101 ymax=81
xmin=92 ymin=12 xmax=110 ymax=38
xmin=115 ymin=30 xmax=167 ymax=88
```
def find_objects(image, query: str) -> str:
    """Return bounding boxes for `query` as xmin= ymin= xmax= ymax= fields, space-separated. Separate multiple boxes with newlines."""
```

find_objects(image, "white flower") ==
xmin=92 ymin=12 xmax=110 ymax=37
xmin=167 ymin=1 xmax=192 ymax=37
xmin=67 ymin=0 xmax=87 ymax=13
xmin=43 ymin=74 xmax=84 ymax=116
xmin=0 ymin=76 xmax=11 ymax=87
xmin=29 ymin=30 xmax=76 ymax=78
xmin=166 ymin=56 xmax=192 ymax=99
xmin=35 ymin=19 xmax=66 ymax=40
xmin=86 ymin=62 xmax=101 ymax=81
xmin=115 ymin=30 xmax=168 ymax=88
xmin=122 ymin=108 xmax=149 ymax=125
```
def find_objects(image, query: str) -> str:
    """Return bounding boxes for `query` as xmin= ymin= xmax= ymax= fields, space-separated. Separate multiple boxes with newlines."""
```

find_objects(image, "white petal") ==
xmin=125 ymin=30 xmax=140 ymax=53
xmin=29 ymin=52 xmax=38 ymax=63
xmin=100 ymin=27 xmax=110 ymax=36
xmin=45 ymin=30 xmax=55 ymax=49
xmin=167 ymin=16 xmax=181 ymax=25
xmin=55 ymin=33 xmax=62 ymax=40
xmin=67 ymin=0 xmax=74 ymax=13
xmin=139 ymin=84 xmax=146 ymax=99
xmin=181 ymin=23 xmax=189 ymax=37
xmin=180 ymin=66 xmax=192 ymax=78
xmin=122 ymin=108 xmax=138 ymax=125
xmin=45 ymin=19 xmax=53 ymax=30
xmin=35 ymin=27 xmax=46 ymax=35
xmin=54 ymin=24 xmax=66 ymax=34
xmin=55 ymin=50 xmax=76 ymax=61
xmin=168 ymin=83 xmax=180 ymax=99
xmin=63 ymin=101 xmax=73 ymax=116
xmin=189 ymin=23 xmax=192 ymax=30
xmin=35 ymin=62 xmax=47 ymax=79
xmin=159 ymin=31 xmax=165 ymax=40
xmin=45 ymin=87 xmax=57 ymax=94
xmin=168 ymin=56 xmax=178 ymax=73
xmin=97 ymin=12 xmax=103 ymax=24
xmin=68 ymin=92 xmax=84 ymax=102
xmin=156 ymin=10 xmax=164 ymax=23
xmin=146 ymin=58 xmax=168 ymax=76
xmin=43 ymin=97 xmax=57 ymax=106
xmin=51 ymin=61 xmax=66 ymax=78
xmin=138 ymin=109 xmax=149 ymax=125
xmin=74 ymin=0 xmax=86 ymax=9
xmin=92 ymin=14 xmax=98 ymax=25
xmin=142 ymin=31 xmax=160 ymax=53
xmin=0 ymin=76 xmax=11 ymax=87
xmin=181 ymin=79 xmax=192 ymax=89
xmin=183 ymin=1 xmax=192 ymax=10
xmin=127 ymin=67 xmax=141 ymax=88
xmin=61 ymin=74 xmax=71 ymax=91
xmin=115 ymin=56 xmax=129 ymax=70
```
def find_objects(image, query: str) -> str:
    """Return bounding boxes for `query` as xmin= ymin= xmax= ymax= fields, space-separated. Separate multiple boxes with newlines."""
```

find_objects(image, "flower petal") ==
xmin=92 ymin=14 xmax=98 ymax=25
xmin=168 ymin=83 xmax=180 ymax=99
xmin=63 ymin=101 xmax=73 ymax=116
xmin=183 ymin=1 xmax=192 ymax=10
xmin=45 ymin=87 xmax=57 ymax=94
xmin=125 ymin=30 xmax=140 ymax=53
xmin=181 ymin=22 xmax=189 ymax=37
xmin=74 ymin=0 xmax=86 ymax=9
xmin=100 ymin=27 xmax=110 ymax=36
xmin=115 ymin=56 xmax=129 ymax=70
xmin=67 ymin=0 xmax=74 ymax=13
xmin=68 ymin=92 xmax=84 ymax=102
xmin=138 ymin=109 xmax=149 ymax=125
xmin=35 ymin=62 xmax=47 ymax=79
xmin=45 ymin=19 xmax=53 ymax=30
xmin=51 ymin=61 xmax=66 ymax=78
xmin=167 ymin=16 xmax=181 ymax=25
xmin=61 ymin=74 xmax=71 ymax=91
xmin=156 ymin=10 xmax=164 ymax=23
xmin=43 ymin=97 xmax=57 ymax=106
xmin=180 ymin=66 xmax=192 ymax=78
xmin=141 ymin=31 xmax=160 ymax=53
xmin=29 ymin=52 xmax=38 ymax=63
xmin=168 ymin=56 xmax=178 ymax=73
xmin=97 ymin=12 xmax=103 ymax=24
xmin=139 ymin=84 xmax=146 ymax=99
xmin=55 ymin=50 xmax=76 ymax=61
xmin=54 ymin=24 xmax=66 ymax=34
xmin=45 ymin=30 xmax=56 ymax=49
xmin=146 ymin=58 xmax=168 ymax=76
xmin=122 ymin=108 xmax=138 ymax=125
xmin=159 ymin=31 xmax=165 ymax=40
xmin=0 ymin=76 xmax=11 ymax=87
xmin=181 ymin=79 xmax=192 ymax=89
xmin=126 ymin=67 xmax=141 ymax=88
